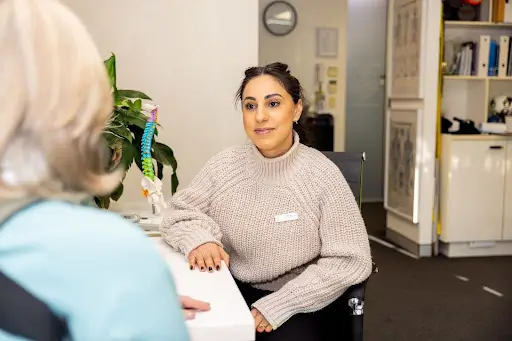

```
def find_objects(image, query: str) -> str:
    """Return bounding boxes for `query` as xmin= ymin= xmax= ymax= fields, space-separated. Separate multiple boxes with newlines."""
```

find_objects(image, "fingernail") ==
xmin=216 ymin=265 xmax=220 ymax=271
xmin=189 ymin=265 xmax=193 ymax=270
xmin=200 ymin=266 xmax=204 ymax=271
xmin=208 ymin=266 xmax=213 ymax=272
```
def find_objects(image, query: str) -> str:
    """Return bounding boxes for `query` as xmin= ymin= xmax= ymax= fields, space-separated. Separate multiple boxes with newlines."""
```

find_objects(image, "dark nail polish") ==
xmin=200 ymin=266 xmax=204 ymax=271
xmin=190 ymin=265 xmax=193 ymax=270
xmin=216 ymin=265 xmax=220 ymax=271
xmin=208 ymin=267 xmax=213 ymax=272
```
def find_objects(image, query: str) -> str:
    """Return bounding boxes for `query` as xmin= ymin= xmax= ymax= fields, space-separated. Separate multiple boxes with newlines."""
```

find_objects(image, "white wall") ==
xmin=259 ymin=0 xmax=347 ymax=151
xmin=61 ymin=0 xmax=259 ymax=211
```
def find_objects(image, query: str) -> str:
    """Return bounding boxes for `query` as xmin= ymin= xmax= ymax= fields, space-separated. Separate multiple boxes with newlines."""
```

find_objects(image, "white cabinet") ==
xmin=439 ymin=135 xmax=512 ymax=257
xmin=502 ymin=141 xmax=512 ymax=240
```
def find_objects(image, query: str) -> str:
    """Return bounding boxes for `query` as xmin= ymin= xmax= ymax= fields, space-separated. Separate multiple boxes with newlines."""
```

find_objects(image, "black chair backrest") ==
xmin=322 ymin=151 xmax=365 ymax=207
xmin=321 ymin=151 xmax=372 ymax=341
xmin=0 ymin=200 xmax=69 ymax=341
xmin=0 ymin=272 xmax=68 ymax=341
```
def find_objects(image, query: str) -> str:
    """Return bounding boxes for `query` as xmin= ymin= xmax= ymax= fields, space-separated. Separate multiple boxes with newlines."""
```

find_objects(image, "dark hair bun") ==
xmin=244 ymin=66 xmax=259 ymax=77
xmin=266 ymin=62 xmax=290 ymax=74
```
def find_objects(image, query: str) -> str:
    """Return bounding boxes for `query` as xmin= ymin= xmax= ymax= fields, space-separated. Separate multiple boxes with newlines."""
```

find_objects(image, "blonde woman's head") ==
xmin=0 ymin=0 xmax=122 ymax=200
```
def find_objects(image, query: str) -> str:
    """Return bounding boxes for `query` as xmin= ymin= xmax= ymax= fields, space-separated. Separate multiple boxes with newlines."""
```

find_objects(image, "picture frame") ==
xmin=390 ymin=0 xmax=424 ymax=99
xmin=383 ymin=108 xmax=422 ymax=223
xmin=316 ymin=27 xmax=338 ymax=58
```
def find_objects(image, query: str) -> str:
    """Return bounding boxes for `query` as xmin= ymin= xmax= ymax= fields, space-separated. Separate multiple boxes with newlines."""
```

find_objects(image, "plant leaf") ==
xmin=156 ymin=161 xmax=164 ymax=180
xmin=152 ymin=142 xmax=179 ymax=194
xmin=133 ymin=99 xmax=142 ymax=112
xmin=132 ymin=142 xmax=143 ymax=172
xmin=104 ymin=132 xmax=123 ymax=149
xmin=108 ymin=125 xmax=133 ymax=142
xmin=104 ymin=53 xmax=117 ymax=93
xmin=94 ymin=196 xmax=102 ymax=208
xmin=118 ymin=89 xmax=151 ymax=100
xmin=171 ymin=173 xmax=179 ymax=194
xmin=120 ymin=140 xmax=136 ymax=171
xmin=110 ymin=182 xmax=124 ymax=202
xmin=115 ymin=108 xmax=147 ymax=129
xmin=152 ymin=142 xmax=177 ymax=170
xmin=95 ymin=196 xmax=110 ymax=209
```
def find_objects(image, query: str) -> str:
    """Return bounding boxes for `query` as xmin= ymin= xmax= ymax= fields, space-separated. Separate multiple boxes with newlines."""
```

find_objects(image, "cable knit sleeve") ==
xmin=159 ymin=159 xmax=223 ymax=257
xmin=251 ymin=164 xmax=373 ymax=329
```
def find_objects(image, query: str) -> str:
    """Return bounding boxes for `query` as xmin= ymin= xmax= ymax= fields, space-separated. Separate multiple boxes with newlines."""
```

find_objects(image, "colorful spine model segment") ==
xmin=141 ymin=106 xmax=158 ymax=198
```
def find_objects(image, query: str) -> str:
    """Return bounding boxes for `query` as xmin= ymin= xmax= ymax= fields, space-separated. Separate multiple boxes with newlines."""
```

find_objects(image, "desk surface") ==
xmin=151 ymin=237 xmax=254 ymax=341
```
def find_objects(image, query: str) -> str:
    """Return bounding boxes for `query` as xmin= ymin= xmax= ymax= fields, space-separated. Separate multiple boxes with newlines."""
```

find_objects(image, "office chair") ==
xmin=0 ymin=271 xmax=69 ymax=341
xmin=322 ymin=151 xmax=378 ymax=341
xmin=0 ymin=200 xmax=69 ymax=341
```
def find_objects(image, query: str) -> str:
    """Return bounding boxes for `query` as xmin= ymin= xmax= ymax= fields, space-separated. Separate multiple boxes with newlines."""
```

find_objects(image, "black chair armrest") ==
xmin=340 ymin=262 xmax=377 ymax=341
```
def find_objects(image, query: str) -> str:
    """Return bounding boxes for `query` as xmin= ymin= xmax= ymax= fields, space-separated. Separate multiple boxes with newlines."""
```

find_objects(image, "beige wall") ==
xmin=61 ymin=0 xmax=259 ymax=211
xmin=259 ymin=0 xmax=347 ymax=151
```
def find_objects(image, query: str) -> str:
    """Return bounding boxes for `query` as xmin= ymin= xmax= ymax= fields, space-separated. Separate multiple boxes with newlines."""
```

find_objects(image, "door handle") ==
xmin=489 ymin=145 xmax=504 ymax=149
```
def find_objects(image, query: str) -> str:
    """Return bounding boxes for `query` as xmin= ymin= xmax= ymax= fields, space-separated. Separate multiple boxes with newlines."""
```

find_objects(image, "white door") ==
xmin=345 ymin=0 xmax=388 ymax=202
xmin=384 ymin=0 xmax=425 ymax=224
xmin=383 ymin=0 xmax=441 ymax=255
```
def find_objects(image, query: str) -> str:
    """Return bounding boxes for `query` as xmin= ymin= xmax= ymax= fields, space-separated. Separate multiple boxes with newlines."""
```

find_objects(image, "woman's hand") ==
xmin=188 ymin=242 xmax=230 ymax=272
xmin=251 ymin=308 xmax=273 ymax=333
xmin=181 ymin=295 xmax=210 ymax=320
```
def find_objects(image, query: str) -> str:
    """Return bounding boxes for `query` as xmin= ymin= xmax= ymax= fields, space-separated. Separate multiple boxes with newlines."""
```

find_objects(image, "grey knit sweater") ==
xmin=160 ymin=133 xmax=372 ymax=329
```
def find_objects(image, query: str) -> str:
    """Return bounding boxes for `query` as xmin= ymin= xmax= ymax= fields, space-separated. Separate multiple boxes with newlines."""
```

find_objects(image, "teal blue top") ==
xmin=0 ymin=200 xmax=189 ymax=341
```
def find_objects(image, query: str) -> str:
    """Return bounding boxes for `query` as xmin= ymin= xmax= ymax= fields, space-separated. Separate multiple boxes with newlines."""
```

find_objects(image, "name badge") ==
xmin=275 ymin=212 xmax=299 ymax=223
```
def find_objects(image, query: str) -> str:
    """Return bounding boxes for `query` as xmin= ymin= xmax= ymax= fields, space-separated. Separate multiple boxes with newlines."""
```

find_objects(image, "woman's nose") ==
xmin=255 ymin=107 xmax=268 ymax=123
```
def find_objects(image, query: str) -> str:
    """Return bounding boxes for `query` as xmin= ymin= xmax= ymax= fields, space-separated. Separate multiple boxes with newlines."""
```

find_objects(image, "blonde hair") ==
xmin=0 ymin=0 xmax=122 ymax=200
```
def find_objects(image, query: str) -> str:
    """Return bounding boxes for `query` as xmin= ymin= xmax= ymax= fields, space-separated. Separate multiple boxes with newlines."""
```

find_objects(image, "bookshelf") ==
xmin=442 ymin=0 xmax=512 ymax=125
xmin=437 ymin=0 xmax=512 ymax=257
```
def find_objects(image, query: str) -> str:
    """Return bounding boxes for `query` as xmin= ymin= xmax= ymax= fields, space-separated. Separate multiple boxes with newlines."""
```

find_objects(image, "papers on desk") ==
xmin=138 ymin=215 xmax=162 ymax=230
xmin=152 ymin=238 xmax=254 ymax=341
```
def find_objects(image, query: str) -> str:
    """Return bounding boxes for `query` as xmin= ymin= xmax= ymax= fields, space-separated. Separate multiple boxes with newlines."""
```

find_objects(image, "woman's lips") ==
xmin=254 ymin=128 xmax=274 ymax=135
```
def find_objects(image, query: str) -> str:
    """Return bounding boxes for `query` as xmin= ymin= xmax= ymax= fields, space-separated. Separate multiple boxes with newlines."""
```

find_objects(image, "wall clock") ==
xmin=263 ymin=1 xmax=298 ymax=37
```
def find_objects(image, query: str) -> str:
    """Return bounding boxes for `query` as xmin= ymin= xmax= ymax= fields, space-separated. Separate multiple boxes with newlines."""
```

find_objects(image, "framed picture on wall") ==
xmin=316 ymin=27 xmax=338 ymax=58
xmin=384 ymin=108 xmax=422 ymax=223
xmin=390 ymin=0 xmax=423 ymax=99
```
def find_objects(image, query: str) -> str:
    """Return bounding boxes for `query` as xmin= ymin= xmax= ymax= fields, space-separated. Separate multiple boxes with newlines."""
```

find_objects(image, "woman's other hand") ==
xmin=251 ymin=308 xmax=273 ymax=333
xmin=188 ymin=242 xmax=230 ymax=272
xmin=181 ymin=295 xmax=210 ymax=320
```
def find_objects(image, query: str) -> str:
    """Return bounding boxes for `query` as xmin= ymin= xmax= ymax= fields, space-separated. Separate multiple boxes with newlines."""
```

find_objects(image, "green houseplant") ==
xmin=94 ymin=54 xmax=179 ymax=209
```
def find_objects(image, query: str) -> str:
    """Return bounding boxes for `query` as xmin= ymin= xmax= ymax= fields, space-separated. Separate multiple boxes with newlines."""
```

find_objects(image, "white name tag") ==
xmin=275 ymin=212 xmax=299 ymax=223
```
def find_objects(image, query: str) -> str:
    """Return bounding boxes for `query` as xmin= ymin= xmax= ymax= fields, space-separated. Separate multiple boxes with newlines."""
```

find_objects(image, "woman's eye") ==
xmin=269 ymin=101 xmax=280 ymax=108
xmin=245 ymin=103 xmax=256 ymax=110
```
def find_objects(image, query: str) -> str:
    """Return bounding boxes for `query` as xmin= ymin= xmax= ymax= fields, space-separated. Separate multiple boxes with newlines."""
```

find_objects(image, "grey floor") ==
xmin=361 ymin=202 xmax=512 ymax=341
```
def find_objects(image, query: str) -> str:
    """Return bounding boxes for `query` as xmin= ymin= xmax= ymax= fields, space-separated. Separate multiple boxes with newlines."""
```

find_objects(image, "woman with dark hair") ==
xmin=161 ymin=62 xmax=372 ymax=340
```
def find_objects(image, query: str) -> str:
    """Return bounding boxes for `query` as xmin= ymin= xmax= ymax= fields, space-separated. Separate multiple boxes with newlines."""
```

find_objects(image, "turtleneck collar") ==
xmin=248 ymin=130 xmax=301 ymax=182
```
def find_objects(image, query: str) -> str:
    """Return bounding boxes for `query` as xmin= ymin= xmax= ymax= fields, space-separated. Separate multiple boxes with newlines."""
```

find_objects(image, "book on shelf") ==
xmin=492 ymin=0 xmax=512 ymax=23
xmin=448 ymin=35 xmax=512 ymax=77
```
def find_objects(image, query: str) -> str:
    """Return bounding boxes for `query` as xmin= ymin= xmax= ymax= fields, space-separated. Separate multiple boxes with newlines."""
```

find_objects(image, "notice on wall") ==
xmin=328 ymin=96 xmax=336 ymax=109
xmin=328 ymin=80 xmax=337 ymax=94
xmin=327 ymin=66 xmax=338 ymax=78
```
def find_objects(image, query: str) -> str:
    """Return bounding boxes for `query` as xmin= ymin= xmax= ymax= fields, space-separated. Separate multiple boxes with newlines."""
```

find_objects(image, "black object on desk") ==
xmin=302 ymin=113 xmax=334 ymax=151
xmin=442 ymin=116 xmax=481 ymax=135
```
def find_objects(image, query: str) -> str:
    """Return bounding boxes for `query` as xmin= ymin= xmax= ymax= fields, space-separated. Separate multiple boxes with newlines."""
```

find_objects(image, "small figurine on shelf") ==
xmin=140 ymin=104 xmax=168 ymax=215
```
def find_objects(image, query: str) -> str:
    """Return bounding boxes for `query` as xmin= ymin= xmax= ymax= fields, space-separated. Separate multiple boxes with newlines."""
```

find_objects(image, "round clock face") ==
xmin=263 ymin=1 xmax=298 ymax=37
